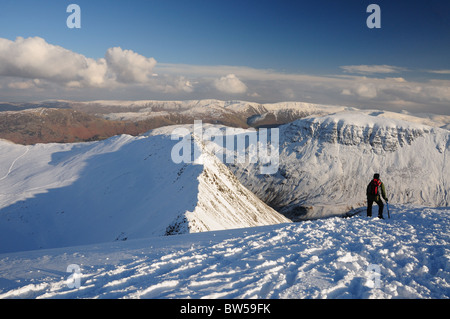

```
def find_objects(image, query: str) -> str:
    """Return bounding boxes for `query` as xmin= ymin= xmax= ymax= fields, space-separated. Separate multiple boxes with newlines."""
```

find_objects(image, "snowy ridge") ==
xmin=0 ymin=205 xmax=448 ymax=299
xmin=187 ymin=151 xmax=289 ymax=233
xmin=0 ymin=130 xmax=288 ymax=254
xmin=230 ymin=112 xmax=450 ymax=219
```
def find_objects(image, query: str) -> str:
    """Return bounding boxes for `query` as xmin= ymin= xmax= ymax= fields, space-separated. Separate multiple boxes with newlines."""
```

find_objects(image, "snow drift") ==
xmin=0 ymin=129 xmax=288 ymax=254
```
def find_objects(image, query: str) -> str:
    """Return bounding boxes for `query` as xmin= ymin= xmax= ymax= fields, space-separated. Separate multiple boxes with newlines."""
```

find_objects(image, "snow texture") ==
xmin=0 ymin=205 xmax=448 ymax=299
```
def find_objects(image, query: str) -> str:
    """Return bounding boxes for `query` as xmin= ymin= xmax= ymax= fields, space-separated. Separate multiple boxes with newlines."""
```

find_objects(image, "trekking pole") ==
xmin=386 ymin=202 xmax=390 ymax=219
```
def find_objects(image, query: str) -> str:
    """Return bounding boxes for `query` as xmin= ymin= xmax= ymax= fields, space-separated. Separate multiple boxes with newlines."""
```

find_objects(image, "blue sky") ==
xmin=0 ymin=0 xmax=449 ymax=114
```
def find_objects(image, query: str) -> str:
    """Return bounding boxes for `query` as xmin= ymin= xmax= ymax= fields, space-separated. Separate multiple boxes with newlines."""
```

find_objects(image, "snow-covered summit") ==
xmin=283 ymin=112 xmax=441 ymax=153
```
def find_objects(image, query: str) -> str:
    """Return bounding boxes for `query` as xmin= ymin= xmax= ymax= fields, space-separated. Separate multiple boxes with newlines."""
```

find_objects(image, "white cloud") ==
xmin=176 ymin=77 xmax=195 ymax=93
xmin=0 ymin=37 xmax=91 ymax=82
xmin=78 ymin=58 xmax=108 ymax=87
xmin=0 ymin=37 xmax=159 ymax=88
xmin=1 ymin=37 xmax=450 ymax=115
xmin=427 ymin=69 xmax=450 ymax=75
xmin=105 ymin=47 xmax=156 ymax=83
xmin=151 ymin=75 xmax=196 ymax=94
xmin=7 ymin=79 xmax=41 ymax=90
xmin=214 ymin=74 xmax=247 ymax=94
xmin=248 ymin=92 xmax=261 ymax=98
xmin=356 ymin=84 xmax=377 ymax=98
xmin=340 ymin=65 xmax=407 ymax=75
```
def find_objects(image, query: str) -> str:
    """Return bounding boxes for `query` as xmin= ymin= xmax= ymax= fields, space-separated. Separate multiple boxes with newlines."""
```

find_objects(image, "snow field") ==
xmin=0 ymin=205 xmax=448 ymax=299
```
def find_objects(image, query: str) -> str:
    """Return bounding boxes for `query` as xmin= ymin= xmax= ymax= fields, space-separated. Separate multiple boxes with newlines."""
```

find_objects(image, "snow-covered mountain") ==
xmin=0 ymin=108 xmax=448 ymax=253
xmin=0 ymin=129 xmax=288 ymax=254
xmin=229 ymin=112 xmax=450 ymax=220
xmin=0 ymin=103 xmax=448 ymax=299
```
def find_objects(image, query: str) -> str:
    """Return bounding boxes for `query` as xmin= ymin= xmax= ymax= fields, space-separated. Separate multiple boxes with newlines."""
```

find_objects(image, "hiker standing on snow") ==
xmin=366 ymin=173 xmax=389 ymax=219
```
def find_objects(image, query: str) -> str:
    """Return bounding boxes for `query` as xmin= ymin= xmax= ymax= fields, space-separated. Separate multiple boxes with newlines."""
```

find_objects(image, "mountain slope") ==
xmin=0 ymin=129 xmax=288 ymax=254
xmin=229 ymin=112 xmax=450 ymax=219
xmin=0 ymin=205 xmax=448 ymax=299
xmin=0 ymin=108 xmax=187 ymax=145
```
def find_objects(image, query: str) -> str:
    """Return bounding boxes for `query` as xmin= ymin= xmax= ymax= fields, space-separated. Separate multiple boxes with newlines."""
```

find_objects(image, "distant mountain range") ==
xmin=1 ymin=99 xmax=449 ymax=145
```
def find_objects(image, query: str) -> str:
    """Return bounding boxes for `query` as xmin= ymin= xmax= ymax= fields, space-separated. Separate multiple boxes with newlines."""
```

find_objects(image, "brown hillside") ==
xmin=0 ymin=108 xmax=250 ymax=145
xmin=0 ymin=108 xmax=148 ymax=145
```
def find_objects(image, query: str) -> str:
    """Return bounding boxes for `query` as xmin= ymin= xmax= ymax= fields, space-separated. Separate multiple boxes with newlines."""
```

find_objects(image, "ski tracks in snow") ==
xmin=0 ymin=206 xmax=449 ymax=299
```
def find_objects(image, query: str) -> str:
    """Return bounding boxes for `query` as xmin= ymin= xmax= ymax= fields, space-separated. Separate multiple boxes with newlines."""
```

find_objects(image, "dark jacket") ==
xmin=367 ymin=179 xmax=388 ymax=201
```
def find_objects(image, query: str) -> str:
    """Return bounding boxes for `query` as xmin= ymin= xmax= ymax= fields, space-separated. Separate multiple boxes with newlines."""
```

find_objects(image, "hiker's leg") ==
xmin=377 ymin=199 xmax=384 ymax=218
xmin=367 ymin=199 xmax=373 ymax=217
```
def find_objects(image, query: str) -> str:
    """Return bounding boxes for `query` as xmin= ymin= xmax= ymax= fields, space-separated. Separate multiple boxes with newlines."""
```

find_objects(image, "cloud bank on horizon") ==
xmin=0 ymin=36 xmax=449 ymax=115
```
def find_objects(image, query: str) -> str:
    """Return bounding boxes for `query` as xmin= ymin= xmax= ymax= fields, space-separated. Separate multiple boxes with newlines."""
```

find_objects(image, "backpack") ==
xmin=368 ymin=179 xmax=381 ymax=196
